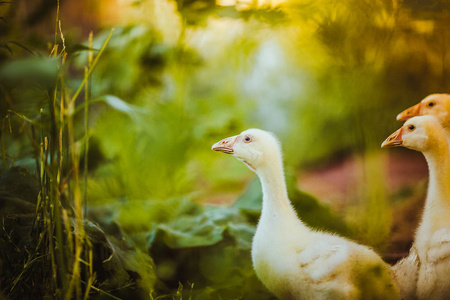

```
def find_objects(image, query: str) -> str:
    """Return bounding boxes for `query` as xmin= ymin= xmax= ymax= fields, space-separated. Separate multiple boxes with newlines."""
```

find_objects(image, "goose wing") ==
xmin=391 ymin=245 xmax=419 ymax=299
xmin=297 ymin=237 xmax=351 ymax=282
xmin=427 ymin=228 xmax=450 ymax=263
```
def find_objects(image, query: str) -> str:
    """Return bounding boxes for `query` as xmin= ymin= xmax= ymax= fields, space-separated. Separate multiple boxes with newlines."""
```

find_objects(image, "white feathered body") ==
xmin=390 ymin=117 xmax=450 ymax=300
xmin=252 ymin=203 xmax=399 ymax=300
xmin=391 ymin=246 xmax=419 ymax=300
xmin=398 ymin=217 xmax=450 ymax=300
xmin=415 ymin=204 xmax=450 ymax=299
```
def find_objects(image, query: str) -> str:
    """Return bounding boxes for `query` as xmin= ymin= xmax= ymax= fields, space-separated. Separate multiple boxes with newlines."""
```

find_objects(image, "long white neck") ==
xmin=416 ymin=140 xmax=450 ymax=254
xmin=256 ymin=156 xmax=309 ymax=235
xmin=423 ymin=144 xmax=450 ymax=216
xmin=251 ymin=152 xmax=312 ymax=285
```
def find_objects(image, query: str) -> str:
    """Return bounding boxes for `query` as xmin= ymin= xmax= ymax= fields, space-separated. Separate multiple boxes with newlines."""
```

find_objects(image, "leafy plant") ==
xmin=0 ymin=6 xmax=157 ymax=299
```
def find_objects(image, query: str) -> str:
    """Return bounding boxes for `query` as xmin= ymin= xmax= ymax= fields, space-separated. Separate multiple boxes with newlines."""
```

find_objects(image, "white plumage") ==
xmin=397 ymin=94 xmax=450 ymax=141
xmin=213 ymin=128 xmax=399 ymax=300
xmin=382 ymin=115 xmax=450 ymax=300
xmin=390 ymin=246 xmax=419 ymax=300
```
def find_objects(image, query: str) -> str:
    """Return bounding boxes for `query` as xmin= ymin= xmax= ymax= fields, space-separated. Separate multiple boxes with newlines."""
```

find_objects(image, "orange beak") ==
xmin=396 ymin=103 xmax=422 ymax=121
xmin=212 ymin=135 xmax=238 ymax=154
xmin=381 ymin=127 xmax=404 ymax=148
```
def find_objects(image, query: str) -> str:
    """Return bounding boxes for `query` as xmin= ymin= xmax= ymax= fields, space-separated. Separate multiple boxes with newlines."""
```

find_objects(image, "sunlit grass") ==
xmin=0 ymin=7 xmax=123 ymax=297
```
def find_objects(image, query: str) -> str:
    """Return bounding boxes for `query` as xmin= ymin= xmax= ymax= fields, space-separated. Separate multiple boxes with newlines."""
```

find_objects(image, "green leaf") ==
xmin=0 ymin=43 xmax=12 ymax=54
xmin=7 ymin=110 xmax=38 ymax=125
xmin=149 ymin=209 xmax=223 ymax=249
xmin=146 ymin=203 xmax=255 ymax=249
xmin=4 ymin=41 xmax=37 ymax=56
xmin=66 ymin=43 xmax=99 ymax=54
xmin=0 ymin=57 xmax=58 ymax=85
xmin=232 ymin=178 xmax=263 ymax=213
xmin=74 ymin=95 xmax=146 ymax=117
xmin=198 ymin=246 xmax=247 ymax=284
xmin=101 ymin=95 xmax=139 ymax=114
xmin=226 ymin=222 xmax=255 ymax=250
xmin=0 ymin=192 xmax=35 ymax=217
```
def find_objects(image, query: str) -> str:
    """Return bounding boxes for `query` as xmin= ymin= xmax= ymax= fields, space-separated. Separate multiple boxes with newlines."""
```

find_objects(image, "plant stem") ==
xmin=69 ymin=29 xmax=115 ymax=106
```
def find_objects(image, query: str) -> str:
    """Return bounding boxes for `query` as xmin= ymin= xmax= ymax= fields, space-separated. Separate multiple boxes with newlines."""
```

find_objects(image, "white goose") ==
xmin=382 ymin=116 xmax=450 ymax=300
xmin=392 ymin=93 xmax=450 ymax=299
xmin=213 ymin=129 xmax=399 ymax=300
xmin=397 ymin=94 xmax=450 ymax=137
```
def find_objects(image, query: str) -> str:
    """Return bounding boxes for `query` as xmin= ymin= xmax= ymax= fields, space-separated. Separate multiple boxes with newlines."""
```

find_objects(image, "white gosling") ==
xmin=397 ymin=94 xmax=450 ymax=141
xmin=382 ymin=116 xmax=450 ymax=300
xmin=213 ymin=129 xmax=400 ymax=300
xmin=393 ymin=93 xmax=450 ymax=299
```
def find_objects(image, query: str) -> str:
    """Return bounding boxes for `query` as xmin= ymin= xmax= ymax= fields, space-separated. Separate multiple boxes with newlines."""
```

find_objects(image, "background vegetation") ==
xmin=0 ymin=0 xmax=449 ymax=299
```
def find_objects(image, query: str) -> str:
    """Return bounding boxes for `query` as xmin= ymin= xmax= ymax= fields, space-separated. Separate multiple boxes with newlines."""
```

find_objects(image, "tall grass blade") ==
xmin=70 ymin=29 xmax=115 ymax=106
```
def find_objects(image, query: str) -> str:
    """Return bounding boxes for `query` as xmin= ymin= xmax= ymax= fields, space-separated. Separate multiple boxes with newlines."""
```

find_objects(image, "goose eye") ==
xmin=244 ymin=136 xmax=252 ymax=143
xmin=428 ymin=102 xmax=435 ymax=107
xmin=408 ymin=125 xmax=415 ymax=131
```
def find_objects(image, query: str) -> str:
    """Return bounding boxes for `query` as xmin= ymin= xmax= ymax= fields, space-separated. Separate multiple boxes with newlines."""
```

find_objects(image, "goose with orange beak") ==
xmin=213 ymin=129 xmax=400 ymax=300
xmin=382 ymin=116 xmax=450 ymax=300
xmin=396 ymin=94 xmax=450 ymax=127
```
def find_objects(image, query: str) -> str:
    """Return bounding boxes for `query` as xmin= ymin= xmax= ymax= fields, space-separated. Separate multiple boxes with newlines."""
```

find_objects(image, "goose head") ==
xmin=212 ymin=128 xmax=282 ymax=173
xmin=397 ymin=94 xmax=450 ymax=125
xmin=382 ymin=115 xmax=445 ymax=153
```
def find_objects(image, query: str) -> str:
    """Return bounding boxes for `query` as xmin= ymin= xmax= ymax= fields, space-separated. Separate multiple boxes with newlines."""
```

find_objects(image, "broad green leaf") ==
xmin=147 ymin=206 xmax=252 ymax=249
xmin=140 ymin=202 xmax=272 ymax=299
xmin=233 ymin=178 xmax=263 ymax=213
xmin=226 ymin=222 xmax=254 ymax=250
xmin=0 ymin=57 xmax=59 ymax=85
